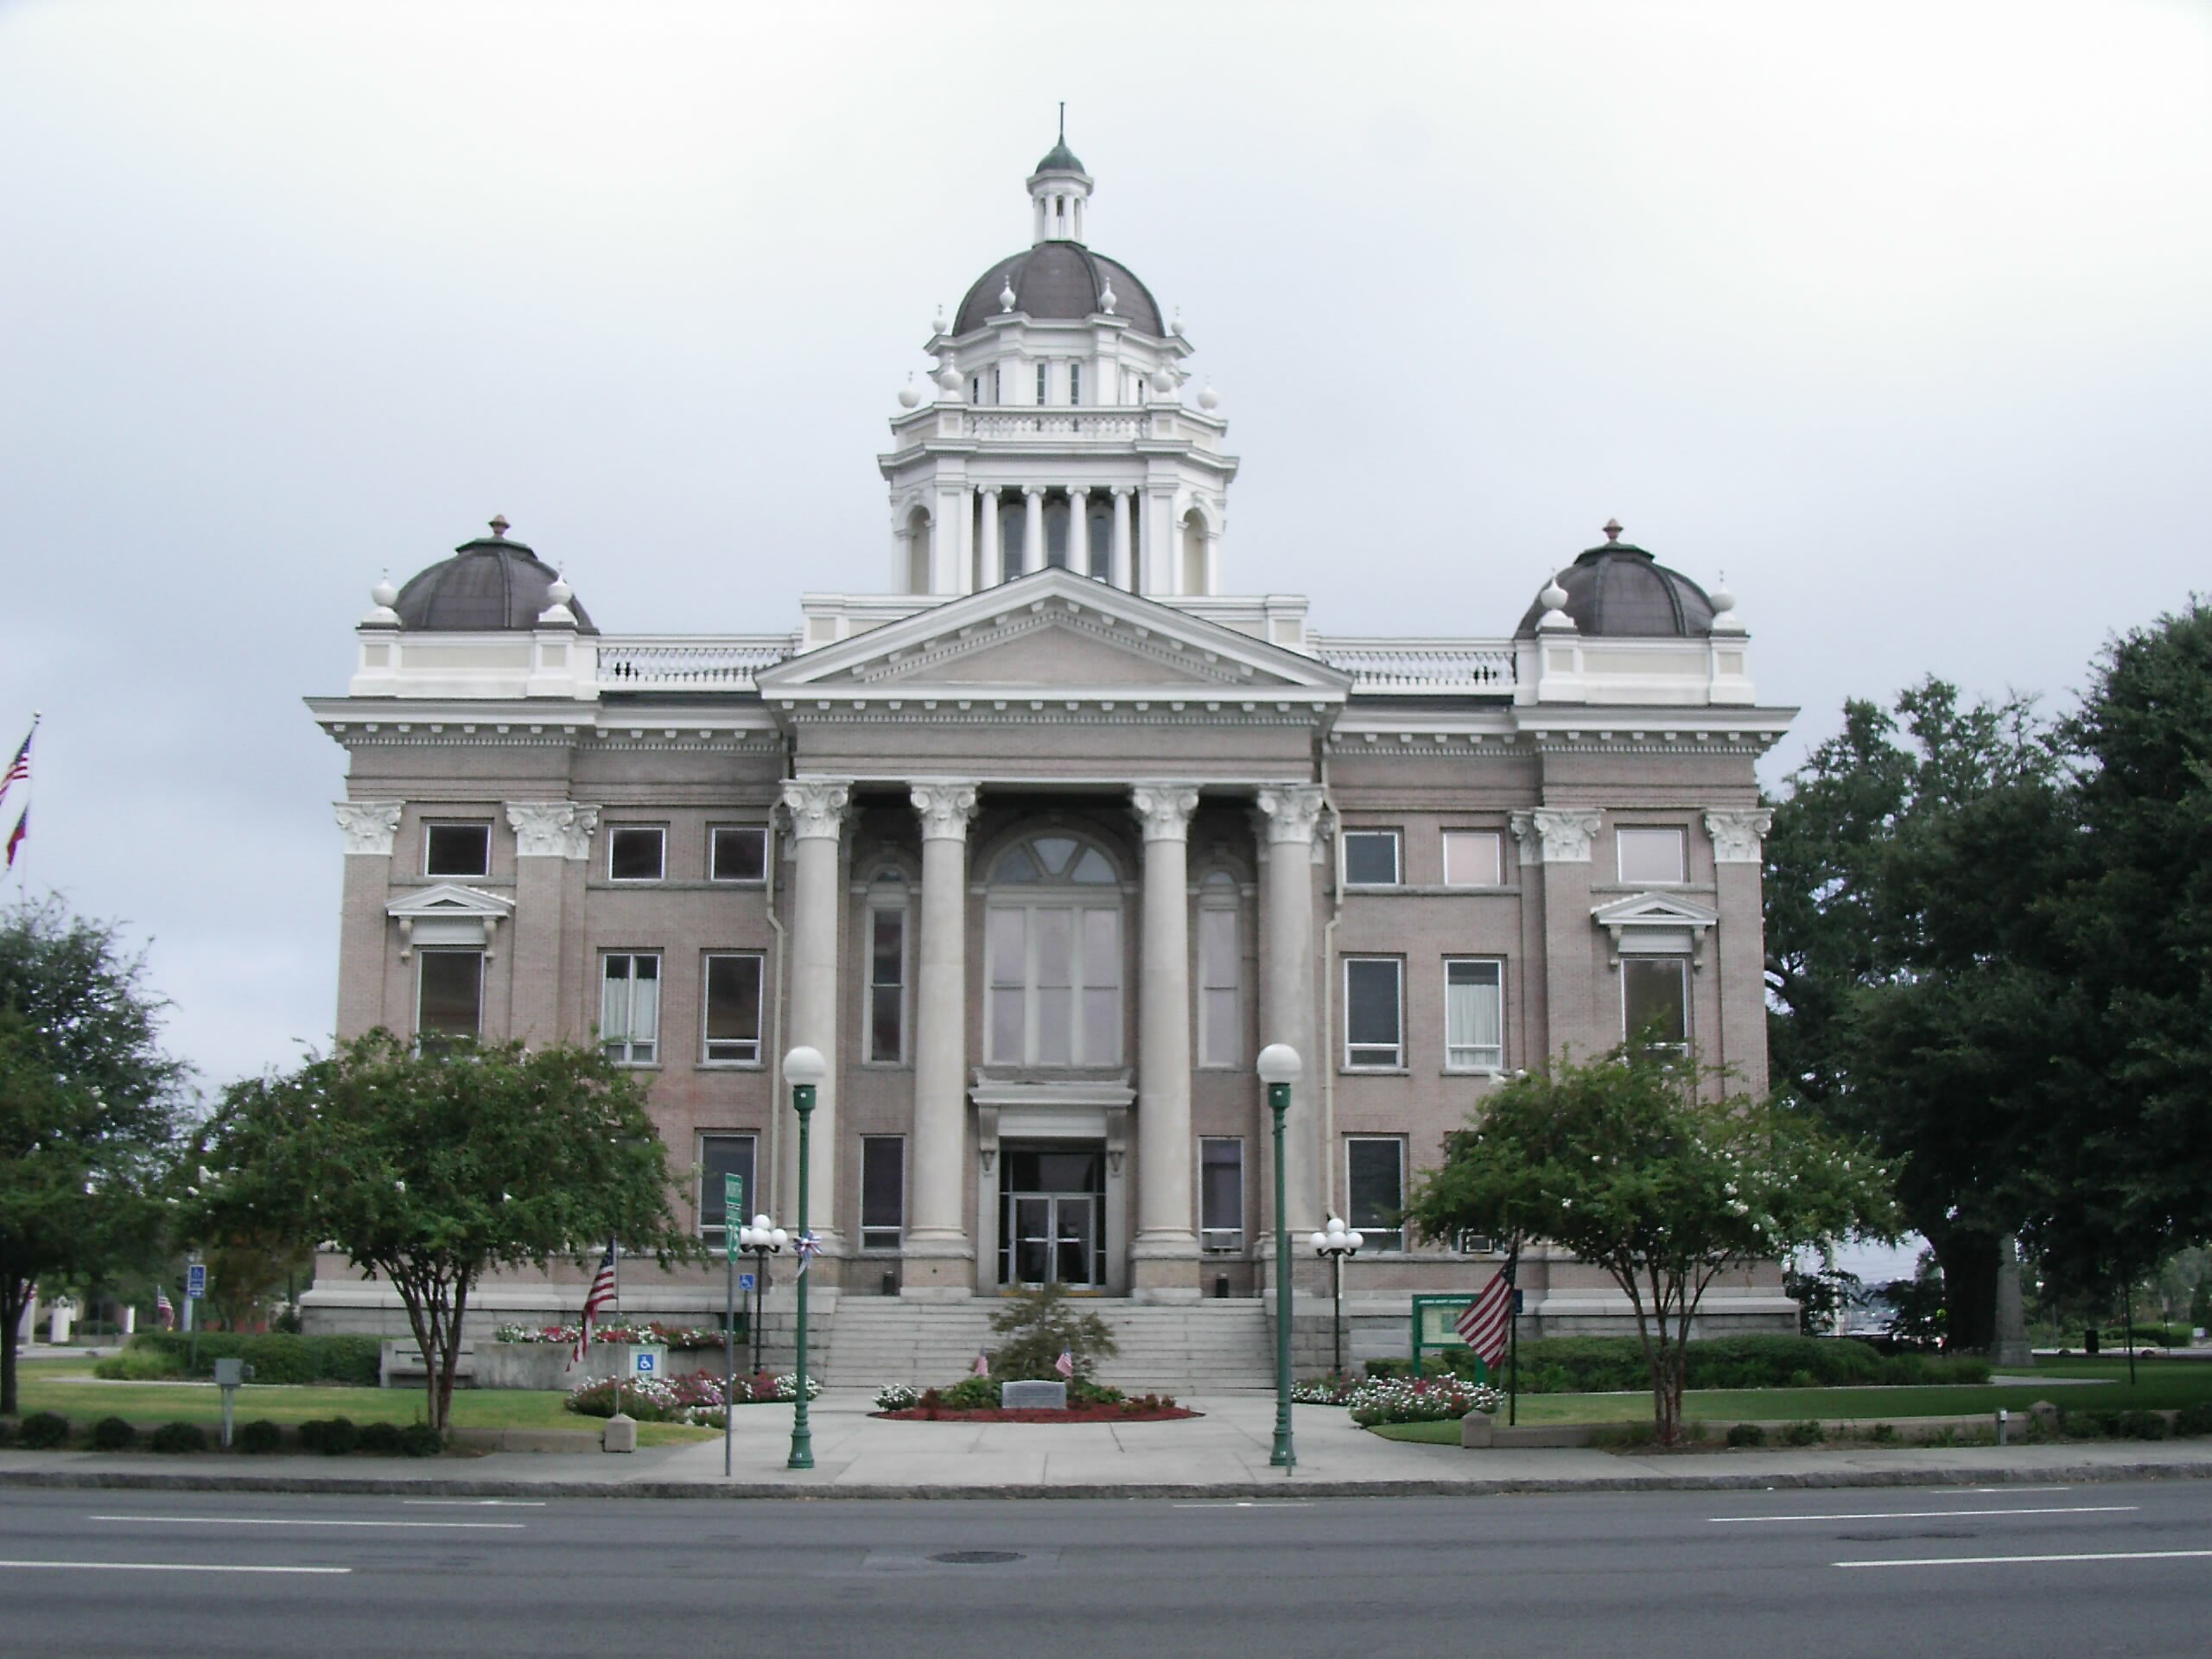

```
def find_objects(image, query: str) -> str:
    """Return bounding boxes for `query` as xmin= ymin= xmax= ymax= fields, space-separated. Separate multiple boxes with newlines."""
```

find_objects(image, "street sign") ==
xmin=738 ymin=1272 xmax=755 ymax=1292
xmin=723 ymin=1173 xmax=744 ymax=1262
xmin=632 ymin=1346 xmax=664 ymax=1377
xmin=186 ymin=1262 xmax=207 ymax=1300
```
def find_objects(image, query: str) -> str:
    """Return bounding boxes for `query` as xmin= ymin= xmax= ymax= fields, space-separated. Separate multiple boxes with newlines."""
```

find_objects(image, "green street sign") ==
xmin=723 ymin=1173 xmax=744 ymax=1262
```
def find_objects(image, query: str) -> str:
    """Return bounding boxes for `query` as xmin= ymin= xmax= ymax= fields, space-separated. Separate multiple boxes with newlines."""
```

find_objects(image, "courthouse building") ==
xmin=306 ymin=137 xmax=1797 ymax=1359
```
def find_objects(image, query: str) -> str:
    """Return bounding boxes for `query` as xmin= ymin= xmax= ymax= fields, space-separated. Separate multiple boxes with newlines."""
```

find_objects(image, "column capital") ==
xmin=1066 ymin=484 xmax=1090 ymax=499
xmin=1704 ymin=807 xmax=1774 ymax=864
xmin=1130 ymin=783 xmax=1202 ymax=842
xmin=976 ymin=483 xmax=1002 ymax=499
xmin=334 ymin=801 xmax=403 ymax=856
xmin=1110 ymin=483 xmax=1137 ymax=498
xmin=1021 ymin=483 xmax=1048 ymax=499
xmin=781 ymin=779 xmax=853 ymax=842
xmin=1253 ymin=784 xmax=1327 ymax=846
xmin=1510 ymin=807 xmax=1602 ymax=865
xmin=505 ymin=800 xmax=601 ymax=860
xmin=911 ymin=780 xmax=981 ymax=841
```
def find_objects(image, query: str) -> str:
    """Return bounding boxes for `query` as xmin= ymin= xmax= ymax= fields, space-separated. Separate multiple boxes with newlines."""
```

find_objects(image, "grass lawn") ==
xmin=10 ymin=1365 xmax=715 ymax=1446
xmin=1360 ymin=1357 xmax=2212 ymax=1442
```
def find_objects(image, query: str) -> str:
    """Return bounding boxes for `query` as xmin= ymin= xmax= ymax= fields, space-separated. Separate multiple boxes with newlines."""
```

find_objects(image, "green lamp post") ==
xmin=783 ymin=1044 xmax=827 ymax=1471
xmin=1257 ymin=1042 xmax=1301 ymax=1471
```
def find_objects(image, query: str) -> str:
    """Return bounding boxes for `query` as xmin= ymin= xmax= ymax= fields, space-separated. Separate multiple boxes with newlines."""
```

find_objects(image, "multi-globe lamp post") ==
xmin=1256 ymin=1043 xmax=1301 ymax=1472
xmin=736 ymin=1213 xmax=787 ymax=1380
xmin=1309 ymin=1217 xmax=1364 ymax=1379
xmin=782 ymin=1045 xmax=826 ymax=1471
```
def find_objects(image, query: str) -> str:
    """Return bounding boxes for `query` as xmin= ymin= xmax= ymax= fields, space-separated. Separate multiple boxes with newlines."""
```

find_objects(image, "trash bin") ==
xmin=2084 ymin=1327 xmax=2100 ymax=1356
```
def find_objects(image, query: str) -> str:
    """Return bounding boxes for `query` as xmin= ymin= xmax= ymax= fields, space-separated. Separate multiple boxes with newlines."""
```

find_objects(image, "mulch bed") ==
xmin=874 ymin=1405 xmax=1200 ymax=1424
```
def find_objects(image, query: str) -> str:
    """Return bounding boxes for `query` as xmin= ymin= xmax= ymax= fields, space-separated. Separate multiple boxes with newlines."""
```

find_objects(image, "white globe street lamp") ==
xmin=1311 ymin=1217 xmax=1364 ymax=1378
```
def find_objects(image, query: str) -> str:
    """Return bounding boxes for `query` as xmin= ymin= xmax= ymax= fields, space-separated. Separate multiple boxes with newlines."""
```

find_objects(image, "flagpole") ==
xmin=1507 ymin=1244 xmax=1520 ymax=1428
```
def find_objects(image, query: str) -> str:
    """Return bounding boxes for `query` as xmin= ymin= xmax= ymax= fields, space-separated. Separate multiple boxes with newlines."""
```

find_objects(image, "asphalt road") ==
xmin=2 ymin=1482 xmax=2207 ymax=1657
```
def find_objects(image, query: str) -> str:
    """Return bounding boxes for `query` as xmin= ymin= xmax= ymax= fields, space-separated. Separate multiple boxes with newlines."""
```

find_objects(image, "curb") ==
xmin=3 ymin=1459 xmax=2209 ymax=1502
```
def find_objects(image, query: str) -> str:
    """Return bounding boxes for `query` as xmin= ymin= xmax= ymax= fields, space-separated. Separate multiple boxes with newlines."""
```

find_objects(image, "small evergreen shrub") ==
xmin=149 ymin=1421 xmax=207 ymax=1453
xmin=1725 ymin=1422 xmax=1766 ymax=1447
xmin=941 ymin=1376 xmax=1000 ymax=1410
xmin=2172 ymin=1402 xmax=2212 ymax=1438
xmin=17 ymin=1412 xmax=69 ymax=1449
xmin=397 ymin=1423 xmax=444 ymax=1458
xmin=1869 ymin=1422 xmax=1898 ymax=1444
xmin=1780 ymin=1420 xmax=1825 ymax=1446
xmin=238 ymin=1419 xmax=284 ymax=1454
xmin=2118 ymin=1409 xmax=2168 ymax=1441
xmin=91 ymin=1416 xmax=137 ymax=1451
xmin=357 ymin=1421 xmax=404 ymax=1455
xmin=299 ymin=1416 xmax=360 ymax=1455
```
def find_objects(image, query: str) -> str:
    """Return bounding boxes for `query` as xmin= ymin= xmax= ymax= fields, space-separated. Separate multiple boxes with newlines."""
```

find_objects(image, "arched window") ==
xmin=1179 ymin=511 xmax=1206 ymax=596
xmin=986 ymin=832 xmax=1123 ymax=1067
xmin=906 ymin=506 xmax=932 ymax=594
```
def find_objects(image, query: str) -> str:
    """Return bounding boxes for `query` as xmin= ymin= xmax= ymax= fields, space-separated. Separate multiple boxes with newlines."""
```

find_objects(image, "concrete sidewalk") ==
xmin=6 ymin=1390 xmax=2212 ymax=1499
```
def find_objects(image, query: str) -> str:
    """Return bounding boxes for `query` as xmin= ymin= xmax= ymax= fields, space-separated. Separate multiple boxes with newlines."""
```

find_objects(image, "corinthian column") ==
xmin=781 ymin=778 xmax=852 ymax=1262
xmin=1130 ymin=782 xmax=1202 ymax=1301
xmin=1255 ymin=785 xmax=1325 ymax=1245
xmin=905 ymin=780 xmax=980 ymax=1297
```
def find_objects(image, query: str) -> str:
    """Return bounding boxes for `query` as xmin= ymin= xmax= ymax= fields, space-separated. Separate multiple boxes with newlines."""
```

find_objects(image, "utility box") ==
xmin=213 ymin=1358 xmax=251 ymax=1386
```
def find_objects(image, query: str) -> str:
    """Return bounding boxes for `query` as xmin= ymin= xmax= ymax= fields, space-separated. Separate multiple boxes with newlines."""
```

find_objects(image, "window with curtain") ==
xmin=1618 ymin=825 xmax=1688 ymax=885
xmin=1442 ymin=830 xmax=1503 ymax=887
xmin=1444 ymin=957 xmax=1503 ymax=1071
xmin=600 ymin=953 xmax=660 ymax=1065
xmin=985 ymin=833 xmax=1122 ymax=1067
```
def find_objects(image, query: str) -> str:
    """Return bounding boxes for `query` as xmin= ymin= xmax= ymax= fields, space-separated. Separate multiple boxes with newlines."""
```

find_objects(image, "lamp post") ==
xmin=1309 ymin=1217 xmax=1364 ymax=1379
xmin=783 ymin=1045 xmax=826 ymax=1471
xmin=737 ymin=1213 xmax=786 ymax=1380
xmin=1256 ymin=1043 xmax=1301 ymax=1471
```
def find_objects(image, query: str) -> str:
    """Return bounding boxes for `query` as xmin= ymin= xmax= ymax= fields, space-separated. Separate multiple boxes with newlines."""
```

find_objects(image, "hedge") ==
xmin=1367 ymin=1335 xmax=1993 ymax=1392
xmin=97 ymin=1332 xmax=383 ymax=1387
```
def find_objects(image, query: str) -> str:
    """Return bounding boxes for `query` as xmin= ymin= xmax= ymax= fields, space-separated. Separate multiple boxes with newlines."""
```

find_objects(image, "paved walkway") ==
xmin=8 ymin=1389 xmax=2212 ymax=1497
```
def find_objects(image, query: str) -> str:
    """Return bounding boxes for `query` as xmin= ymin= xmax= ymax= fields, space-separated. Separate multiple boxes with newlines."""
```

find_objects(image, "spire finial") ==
xmin=1058 ymin=101 xmax=1066 ymax=144
xmin=489 ymin=514 xmax=510 ymax=539
xmin=1602 ymin=518 xmax=1622 ymax=543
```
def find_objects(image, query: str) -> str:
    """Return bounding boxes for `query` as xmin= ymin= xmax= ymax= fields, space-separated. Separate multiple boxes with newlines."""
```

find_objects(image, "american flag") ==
xmin=156 ymin=1287 xmax=175 ymax=1331
xmin=4 ymin=806 xmax=25 ymax=873
xmin=792 ymin=1230 xmax=823 ymax=1276
xmin=0 ymin=721 xmax=29 ymax=814
xmin=573 ymin=1240 xmax=618 ymax=1363
xmin=971 ymin=1350 xmax=990 ymax=1378
xmin=1053 ymin=1346 xmax=1075 ymax=1380
xmin=1454 ymin=1263 xmax=1516 ymax=1369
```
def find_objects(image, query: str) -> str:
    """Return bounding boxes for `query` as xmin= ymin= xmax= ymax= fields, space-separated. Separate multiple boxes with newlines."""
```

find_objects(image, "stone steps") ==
xmin=825 ymin=1299 xmax=1276 ymax=1394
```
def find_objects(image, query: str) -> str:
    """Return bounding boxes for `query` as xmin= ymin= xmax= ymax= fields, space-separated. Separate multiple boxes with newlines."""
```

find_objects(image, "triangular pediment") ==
xmin=757 ymin=569 xmax=1350 ymax=701
xmin=386 ymin=884 xmax=514 ymax=921
xmin=1590 ymin=892 xmax=1719 ymax=929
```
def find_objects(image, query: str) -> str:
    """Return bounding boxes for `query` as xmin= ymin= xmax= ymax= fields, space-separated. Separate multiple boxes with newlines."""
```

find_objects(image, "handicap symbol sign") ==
xmin=634 ymin=1351 xmax=657 ymax=1376
xmin=739 ymin=1272 xmax=756 ymax=1292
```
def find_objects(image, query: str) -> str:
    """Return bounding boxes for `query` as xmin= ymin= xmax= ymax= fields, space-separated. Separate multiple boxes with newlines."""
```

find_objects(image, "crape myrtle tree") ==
xmin=1406 ymin=1043 xmax=1897 ymax=1446
xmin=0 ymin=899 xmax=191 ymax=1414
xmin=1764 ymin=679 xmax=2077 ymax=1351
xmin=192 ymin=1031 xmax=697 ymax=1432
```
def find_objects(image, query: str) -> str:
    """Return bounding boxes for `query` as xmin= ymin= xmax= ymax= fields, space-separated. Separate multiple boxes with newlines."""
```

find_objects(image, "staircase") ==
xmin=824 ymin=1298 xmax=1275 ymax=1395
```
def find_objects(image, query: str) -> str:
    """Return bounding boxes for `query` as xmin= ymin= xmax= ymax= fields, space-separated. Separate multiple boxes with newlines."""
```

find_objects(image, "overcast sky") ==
xmin=3 ymin=1 xmax=2208 ymax=1126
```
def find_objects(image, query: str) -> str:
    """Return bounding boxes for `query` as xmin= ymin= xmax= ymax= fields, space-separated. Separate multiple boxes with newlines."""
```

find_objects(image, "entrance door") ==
xmin=999 ymin=1143 xmax=1106 ymax=1288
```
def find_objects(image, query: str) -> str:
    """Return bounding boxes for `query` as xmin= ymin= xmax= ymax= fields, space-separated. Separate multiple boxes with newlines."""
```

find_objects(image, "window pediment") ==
xmin=1590 ymin=891 xmax=1718 ymax=969
xmin=387 ymin=884 xmax=512 ymax=957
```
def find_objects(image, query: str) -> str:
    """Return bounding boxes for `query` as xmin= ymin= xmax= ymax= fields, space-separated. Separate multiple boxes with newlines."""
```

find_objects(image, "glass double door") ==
xmin=998 ymin=1143 xmax=1106 ymax=1288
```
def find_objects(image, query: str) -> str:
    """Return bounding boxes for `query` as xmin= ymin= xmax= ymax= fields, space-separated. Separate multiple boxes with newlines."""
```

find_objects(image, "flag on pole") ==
xmin=1053 ymin=1346 xmax=1075 ymax=1380
xmin=971 ymin=1350 xmax=990 ymax=1379
xmin=792 ymin=1231 xmax=823 ymax=1276
xmin=0 ymin=721 xmax=30 ymax=814
xmin=573 ymin=1240 xmax=618 ymax=1363
xmin=3 ymin=806 xmax=24 ymax=872
xmin=1454 ymin=1268 xmax=1515 ymax=1369
xmin=156 ymin=1287 xmax=175 ymax=1331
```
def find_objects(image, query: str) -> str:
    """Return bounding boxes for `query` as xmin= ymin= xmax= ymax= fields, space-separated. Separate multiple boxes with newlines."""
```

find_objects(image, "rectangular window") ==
xmin=1618 ymin=825 xmax=1688 ymax=885
xmin=424 ymin=823 xmax=490 ymax=879
xmin=1344 ymin=957 xmax=1404 ymax=1069
xmin=985 ymin=904 xmax=1121 ymax=1066
xmin=600 ymin=953 xmax=660 ymax=1064
xmin=868 ymin=906 xmax=906 ymax=1064
xmin=1069 ymin=362 xmax=1082 ymax=405
xmin=1198 ymin=905 xmax=1240 ymax=1067
xmin=1442 ymin=830 xmax=1503 ymax=887
xmin=1444 ymin=958 xmax=1504 ymax=1071
xmin=1341 ymin=830 xmax=1402 ymax=887
xmin=1200 ymin=1138 xmax=1244 ymax=1253
xmin=699 ymin=1134 xmax=756 ymax=1241
xmin=416 ymin=950 xmax=482 ymax=1051
xmin=1347 ymin=1136 xmax=1406 ymax=1252
xmin=1035 ymin=362 xmax=1048 ymax=405
xmin=709 ymin=826 xmax=766 ymax=883
xmin=1623 ymin=956 xmax=1690 ymax=1051
xmin=861 ymin=1136 xmax=905 ymax=1251
xmin=608 ymin=826 xmax=665 ymax=883
xmin=702 ymin=952 xmax=763 ymax=1064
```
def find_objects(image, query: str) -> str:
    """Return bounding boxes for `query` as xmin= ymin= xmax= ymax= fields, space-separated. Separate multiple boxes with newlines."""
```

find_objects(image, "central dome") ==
xmin=954 ymin=245 xmax=1164 ymax=336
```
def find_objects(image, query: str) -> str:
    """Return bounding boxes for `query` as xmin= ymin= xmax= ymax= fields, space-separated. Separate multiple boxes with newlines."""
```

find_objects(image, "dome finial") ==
xmin=1602 ymin=518 xmax=1623 ymax=543
xmin=489 ymin=514 xmax=510 ymax=539
xmin=1000 ymin=269 xmax=1017 ymax=312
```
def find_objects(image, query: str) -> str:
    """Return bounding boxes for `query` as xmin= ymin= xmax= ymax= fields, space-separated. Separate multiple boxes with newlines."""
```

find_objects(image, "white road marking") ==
xmin=1838 ymin=1549 xmax=2212 ymax=1569
xmin=1712 ymin=1505 xmax=2137 ymax=1524
xmin=90 ymin=1516 xmax=523 ymax=1530
xmin=1172 ymin=1501 xmax=1313 ymax=1509
xmin=1968 ymin=1486 xmax=2070 ymax=1494
xmin=0 ymin=1560 xmax=351 ymax=1575
xmin=403 ymin=1498 xmax=545 ymax=1508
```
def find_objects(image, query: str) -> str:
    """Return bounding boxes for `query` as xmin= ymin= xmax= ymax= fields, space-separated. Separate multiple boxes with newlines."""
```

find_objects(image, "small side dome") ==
xmin=392 ymin=518 xmax=597 ymax=633
xmin=1033 ymin=137 xmax=1087 ymax=176
xmin=1514 ymin=522 xmax=1719 ymax=639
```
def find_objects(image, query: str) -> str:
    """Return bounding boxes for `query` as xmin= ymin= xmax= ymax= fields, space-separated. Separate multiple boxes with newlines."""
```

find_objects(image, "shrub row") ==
xmin=1364 ymin=1335 xmax=1993 ymax=1393
xmin=297 ymin=1417 xmax=443 ymax=1456
xmin=0 ymin=1411 xmax=440 ymax=1455
xmin=94 ymin=1332 xmax=383 ymax=1387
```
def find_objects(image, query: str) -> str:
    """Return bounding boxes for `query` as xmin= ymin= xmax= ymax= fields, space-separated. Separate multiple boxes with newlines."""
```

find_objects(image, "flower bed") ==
xmin=563 ymin=1368 xmax=819 ymax=1424
xmin=1348 ymin=1375 xmax=1503 ymax=1427
xmin=878 ymin=1397 xmax=1196 ymax=1424
xmin=498 ymin=1321 xmax=721 ymax=1348
xmin=1293 ymin=1376 xmax=1359 ymax=1405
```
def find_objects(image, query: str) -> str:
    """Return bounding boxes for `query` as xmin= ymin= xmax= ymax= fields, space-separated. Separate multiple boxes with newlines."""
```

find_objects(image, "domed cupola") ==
xmin=1516 ymin=521 xmax=1719 ymax=638
xmin=392 ymin=517 xmax=596 ymax=632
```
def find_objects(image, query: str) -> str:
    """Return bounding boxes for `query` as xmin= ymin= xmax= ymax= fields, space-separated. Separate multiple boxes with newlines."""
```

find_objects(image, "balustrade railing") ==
xmin=1311 ymin=637 xmax=1518 ymax=693
xmin=594 ymin=636 xmax=797 ymax=690
xmin=969 ymin=413 xmax=1142 ymax=441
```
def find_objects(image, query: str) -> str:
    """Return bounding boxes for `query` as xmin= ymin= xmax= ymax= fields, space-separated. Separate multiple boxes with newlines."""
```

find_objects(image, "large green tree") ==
xmin=2033 ymin=601 xmax=2212 ymax=1300
xmin=1406 ymin=1045 xmax=1897 ymax=1444
xmin=1764 ymin=679 xmax=2077 ymax=1349
xmin=192 ymin=1031 xmax=696 ymax=1431
xmin=0 ymin=899 xmax=190 ymax=1414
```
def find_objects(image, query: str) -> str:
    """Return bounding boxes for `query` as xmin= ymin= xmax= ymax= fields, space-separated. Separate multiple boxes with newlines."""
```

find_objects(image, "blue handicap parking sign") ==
xmin=186 ymin=1263 xmax=207 ymax=1300
xmin=739 ymin=1272 xmax=756 ymax=1292
xmin=634 ymin=1351 xmax=657 ymax=1375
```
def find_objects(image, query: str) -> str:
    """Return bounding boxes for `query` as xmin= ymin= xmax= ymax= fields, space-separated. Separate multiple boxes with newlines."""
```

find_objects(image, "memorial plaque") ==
xmin=999 ymin=1380 xmax=1068 ymax=1410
